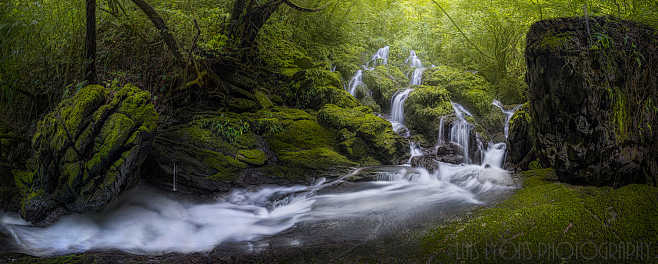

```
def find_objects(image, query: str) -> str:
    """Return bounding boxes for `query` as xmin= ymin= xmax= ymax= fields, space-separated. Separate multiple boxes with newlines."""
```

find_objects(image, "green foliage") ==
xmin=197 ymin=115 xmax=250 ymax=144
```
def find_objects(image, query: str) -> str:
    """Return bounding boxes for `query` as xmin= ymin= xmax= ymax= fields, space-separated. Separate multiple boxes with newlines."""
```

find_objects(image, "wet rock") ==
xmin=435 ymin=143 xmax=466 ymax=165
xmin=144 ymin=107 xmax=356 ymax=194
xmin=410 ymin=155 xmax=438 ymax=172
xmin=526 ymin=17 xmax=657 ymax=186
xmin=16 ymin=84 xmax=158 ymax=225
xmin=507 ymin=103 xmax=536 ymax=170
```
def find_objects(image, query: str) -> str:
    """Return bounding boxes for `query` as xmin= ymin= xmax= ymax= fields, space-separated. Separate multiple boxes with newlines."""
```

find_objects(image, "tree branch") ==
xmin=283 ymin=0 xmax=330 ymax=12
xmin=430 ymin=0 xmax=493 ymax=61
xmin=130 ymin=0 xmax=184 ymax=66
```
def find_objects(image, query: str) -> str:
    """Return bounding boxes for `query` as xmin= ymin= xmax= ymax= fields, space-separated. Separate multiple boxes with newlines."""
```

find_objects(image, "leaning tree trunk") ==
xmin=131 ymin=0 xmax=184 ymax=66
xmin=85 ymin=0 xmax=97 ymax=84
xmin=225 ymin=0 xmax=328 ymax=62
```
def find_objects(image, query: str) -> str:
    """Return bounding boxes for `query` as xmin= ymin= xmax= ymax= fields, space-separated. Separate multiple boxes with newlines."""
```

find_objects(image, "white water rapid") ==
xmin=1 ymin=163 xmax=514 ymax=256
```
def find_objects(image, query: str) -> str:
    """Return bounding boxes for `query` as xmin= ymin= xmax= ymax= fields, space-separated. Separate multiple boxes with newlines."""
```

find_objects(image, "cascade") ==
xmin=437 ymin=116 xmax=445 ymax=145
xmin=450 ymin=102 xmax=473 ymax=164
xmin=492 ymin=100 xmax=522 ymax=139
xmin=406 ymin=50 xmax=423 ymax=68
xmin=347 ymin=70 xmax=364 ymax=96
xmin=406 ymin=50 xmax=425 ymax=86
xmin=368 ymin=46 xmax=390 ymax=68
xmin=390 ymin=88 xmax=414 ymax=134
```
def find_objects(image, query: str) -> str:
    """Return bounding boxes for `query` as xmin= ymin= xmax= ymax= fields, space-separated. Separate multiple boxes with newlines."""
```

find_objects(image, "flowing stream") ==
xmin=0 ymin=48 xmax=519 ymax=258
xmin=1 ymin=148 xmax=514 ymax=256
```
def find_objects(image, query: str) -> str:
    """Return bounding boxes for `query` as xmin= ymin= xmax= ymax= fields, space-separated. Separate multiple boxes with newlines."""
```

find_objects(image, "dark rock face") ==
xmin=507 ymin=103 xmax=535 ymax=170
xmin=526 ymin=17 xmax=657 ymax=186
xmin=15 ymin=85 xmax=158 ymax=225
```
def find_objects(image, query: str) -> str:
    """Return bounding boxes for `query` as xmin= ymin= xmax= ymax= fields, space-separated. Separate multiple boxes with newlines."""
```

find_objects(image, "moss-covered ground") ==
xmin=421 ymin=168 xmax=658 ymax=263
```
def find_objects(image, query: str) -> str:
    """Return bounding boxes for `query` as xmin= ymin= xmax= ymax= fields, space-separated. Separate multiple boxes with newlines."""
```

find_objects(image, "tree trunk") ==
xmin=85 ymin=0 xmax=97 ymax=84
xmin=131 ymin=0 xmax=184 ymax=66
xmin=225 ymin=0 xmax=327 ymax=61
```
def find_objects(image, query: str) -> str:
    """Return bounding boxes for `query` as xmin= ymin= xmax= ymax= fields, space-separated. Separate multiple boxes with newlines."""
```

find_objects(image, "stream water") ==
xmin=1 ymin=47 xmax=520 ymax=258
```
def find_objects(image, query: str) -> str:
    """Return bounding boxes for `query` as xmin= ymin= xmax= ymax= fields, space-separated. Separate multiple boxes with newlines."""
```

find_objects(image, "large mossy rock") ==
xmin=423 ymin=66 xmax=495 ymax=118
xmin=403 ymin=85 xmax=453 ymax=145
xmin=362 ymin=65 xmax=409 ymax=111
xmin=280 ymin=68 xmax=358 ymax=110
xmin=422 ymin=66 xmax=505 ymax=142
xmin=507 ymin=103 xmax=535 ymax=169
xmin=144 ymin=106 xmax=358 ymax=193
xmin=526 ymin=17 xmax=657 ymax=186
xmin=318 ymin=104 xmax=409 ymax=165
xmin=16 ymin=84 xmax=158 ymax=225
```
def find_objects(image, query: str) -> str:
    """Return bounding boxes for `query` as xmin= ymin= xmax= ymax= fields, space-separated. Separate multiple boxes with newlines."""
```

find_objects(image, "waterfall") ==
xmin=406 ymin=50 xmax=425 ymax=86
xmin=408 ymin=141 xmax=423 ymax=163
xmin=347 ymin=70 xmax=364 ymax=96
xmin=406 ymin=50 xmax=423 ymax=68
xmin=437 ymin=116 xmax=445 ymax=145
xmin=450 ymin=102 xmax=473 ymax=164
xmin=368 ymin=46 xmax=390 ymax=67
xmin=390 ymin=88 xmax=414 ymax=134
xmin=410 ymin=68 xmax=425 ymax=86
xmin=492 ymin=100 xmax=522 ymax=139
xmin=481 ymin=142 xmax=507 ymax=169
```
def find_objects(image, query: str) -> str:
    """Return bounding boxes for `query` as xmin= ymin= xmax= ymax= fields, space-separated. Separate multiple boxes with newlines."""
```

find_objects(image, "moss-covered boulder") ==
xmin=403 ymin=85 xmax=453 ymax=145
xmin=423 ymin=66 xmax=495 ymax=118
xmin=507 ymin=103 xmax=536 ymax=169
xmin=281 ymin=69 xmax=358 ymax=110
xmin=526 ymin=17 xmax=657 ymax=186
xmin=318 ymin=104 xmax=409 ymax=165
xmin=362 ymin=65 xmax=409 ymax=111
xmin=16 ymin=84 xmax=158 ymax=225
xmin=144 ymin=106 xmax=358 ymax=193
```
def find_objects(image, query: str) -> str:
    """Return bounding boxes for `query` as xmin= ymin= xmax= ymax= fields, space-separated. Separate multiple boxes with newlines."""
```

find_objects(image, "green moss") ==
xmin=281 ymin=69 xmax=359 ymax=109
xmin=363 ymin=65 xmax=409 ymax=110
xmin=278 ymin=147 xmax=357 ymax=170
xmin=318 ymin=104 xmax=406 ymax=164
xmin=404 ymin=85 xmax=453 ymax=144
xmin=229 ymin=98 xmax=260 ymax=112
xmin=237 ymin=149 xmax=267 ymax=166
xmin=268 ymin=119 xmax=335 ymax=153
xmin=540 ymin=32 xmax=577 ymax=50
xmin=59 ymin=85 xmax=108 ymax=137
xmin=254 ymin=90 xmax=274 ymax=109
xmin=21 ymin=83 xmax=158 ymax=219
xmin=421 ymin=169 xmax=658 ymax=262
xmin=610 ymin=86 xmax=630 ymax=142
xmin=424 ymin=66 xmax=494 ymax=117
xmin=202 ymin=150 xmax=247 ymax=181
